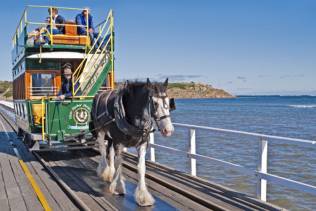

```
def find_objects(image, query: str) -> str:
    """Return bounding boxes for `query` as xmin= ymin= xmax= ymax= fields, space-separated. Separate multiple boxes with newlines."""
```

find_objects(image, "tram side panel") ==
xmin=44 ymin=99 xmax=93 ymax=142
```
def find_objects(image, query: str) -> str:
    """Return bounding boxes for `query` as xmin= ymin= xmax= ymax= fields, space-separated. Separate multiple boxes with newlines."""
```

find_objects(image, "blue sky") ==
xmin=1 ymin=0 xmax=316 ymax=95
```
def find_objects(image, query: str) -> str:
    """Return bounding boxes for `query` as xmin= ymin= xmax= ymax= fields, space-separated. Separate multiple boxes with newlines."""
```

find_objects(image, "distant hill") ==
xmin=167 ymin=82 xmax=234 ymax=99
xmin=0 ymin=81 xmax=233 ymax=99
xmin=0 ymin=81 xmax=13 ymax=99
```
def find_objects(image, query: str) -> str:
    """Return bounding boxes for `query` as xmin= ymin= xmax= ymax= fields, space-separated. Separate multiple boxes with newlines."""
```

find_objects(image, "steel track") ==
xmin=0 ymin=105 xmax=283 ymax=211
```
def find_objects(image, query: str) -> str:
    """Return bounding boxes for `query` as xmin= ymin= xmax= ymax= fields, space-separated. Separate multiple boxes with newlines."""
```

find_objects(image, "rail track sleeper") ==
xmin=34 ymin=152 xmax=92 ymax=211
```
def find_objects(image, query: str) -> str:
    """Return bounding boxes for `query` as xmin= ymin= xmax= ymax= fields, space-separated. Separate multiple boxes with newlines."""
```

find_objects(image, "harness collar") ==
xmin=113 ymin=89 xmax=153 ymax=138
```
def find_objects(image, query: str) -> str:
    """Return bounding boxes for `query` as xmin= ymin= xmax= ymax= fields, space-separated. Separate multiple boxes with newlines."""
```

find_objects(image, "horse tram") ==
xmin=12 ymin=5 xmax=115 ymax=150
xmin=8 ymin=5 xmax=289 ymax=210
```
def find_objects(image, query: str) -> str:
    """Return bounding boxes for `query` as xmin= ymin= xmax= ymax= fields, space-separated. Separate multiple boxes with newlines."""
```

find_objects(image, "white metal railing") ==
xmin=29 ymin=87 xmax=57 ymax=97
xmin=149 ymin=122 xmax=316 ymax=202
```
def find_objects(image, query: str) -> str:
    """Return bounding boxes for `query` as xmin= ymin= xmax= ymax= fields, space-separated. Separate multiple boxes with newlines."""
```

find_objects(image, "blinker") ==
xmin=169 ymin=98 xmax=176 ymax=111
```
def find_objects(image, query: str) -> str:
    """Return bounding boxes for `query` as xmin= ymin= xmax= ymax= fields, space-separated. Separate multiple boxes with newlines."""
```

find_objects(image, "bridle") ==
xmin=150 ymin=94 xmax=171 ymax=124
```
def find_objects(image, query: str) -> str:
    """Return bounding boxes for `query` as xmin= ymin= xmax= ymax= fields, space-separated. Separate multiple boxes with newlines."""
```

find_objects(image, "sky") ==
xmin=1 ymin=0 xmax=316 ymax=95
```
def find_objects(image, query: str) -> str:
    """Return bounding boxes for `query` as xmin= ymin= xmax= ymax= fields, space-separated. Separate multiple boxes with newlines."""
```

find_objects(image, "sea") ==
xmin=153 ymin=96 xmax=316 ymax=211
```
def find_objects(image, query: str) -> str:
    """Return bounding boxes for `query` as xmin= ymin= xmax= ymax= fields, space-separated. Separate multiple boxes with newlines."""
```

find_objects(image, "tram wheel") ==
xmin=23 ymin=134 xmax=35 ymax=148
xmin=17 ymin=127 xmax=24 ymax=137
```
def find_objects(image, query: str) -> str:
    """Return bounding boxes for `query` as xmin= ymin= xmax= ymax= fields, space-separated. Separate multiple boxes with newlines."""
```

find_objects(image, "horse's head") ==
xmin=150 ymin=78 xmax=175 ymax=137
xmin=122 ymin=80 xmax=153 ymax=129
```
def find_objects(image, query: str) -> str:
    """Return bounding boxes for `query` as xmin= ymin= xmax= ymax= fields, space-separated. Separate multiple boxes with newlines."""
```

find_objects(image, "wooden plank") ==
xmin=1 ymin=117 xmax=78 ymax=211
xmin=10 ymin=158 xmax=44 ymax=211
xmin=0 ymin=146 xmax=27 ymax=211
xmin=0 ymin=158 xmax=10 ymax=211
xmin=123 ymin=154 xmax=282 ymax=211
xmin=14 ymin=140 xmax=77 ymax=211
xmin=49 ymin=160 xmax=107 ymax=211
xmin=81 ymin=156 xmax=193 ymax=211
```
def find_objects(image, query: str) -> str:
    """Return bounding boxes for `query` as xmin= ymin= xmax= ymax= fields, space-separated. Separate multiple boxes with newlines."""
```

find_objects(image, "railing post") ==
xmin=189 ymin=129 xmax=197 ymax=176
xmin=257 ymin=137 xmax=268 ymax=201
xmin=149 ymin=132 xmax=155 ymax=162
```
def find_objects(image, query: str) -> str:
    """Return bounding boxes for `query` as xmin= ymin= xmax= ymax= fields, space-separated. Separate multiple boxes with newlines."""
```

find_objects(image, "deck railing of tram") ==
xmin=148 ymin=123 xmax=316 ymax=203
xmin=12 ymin=5 xmax=91 ymax=49
xmin=71 ymin=10 xmax=114 ymax=96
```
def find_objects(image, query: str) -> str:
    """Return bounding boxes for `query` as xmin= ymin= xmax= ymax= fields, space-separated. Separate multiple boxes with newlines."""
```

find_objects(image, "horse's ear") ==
xmin=163 ymin=78 xmax=168 ymax=87
xmin=146 ymin=78 xmax=152 ymax=87
xmin=124 ymin=80 xmax=129 ymax=88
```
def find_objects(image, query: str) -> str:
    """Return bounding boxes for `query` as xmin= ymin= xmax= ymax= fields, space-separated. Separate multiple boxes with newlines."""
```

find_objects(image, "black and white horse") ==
xmin=90 ymin=79 xmax=175 ymax=206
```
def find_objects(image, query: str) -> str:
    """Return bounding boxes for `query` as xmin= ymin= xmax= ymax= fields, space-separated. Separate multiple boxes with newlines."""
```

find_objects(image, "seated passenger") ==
xmin=27 ymin=27 xmax=49 ymax=47
xmin=48 ymin=7 xmax=65 ymax=34
xmin=57 ymin=63 xmax=80 ymax=100
xmin=75 ymin=8 xmax=109 ymax=49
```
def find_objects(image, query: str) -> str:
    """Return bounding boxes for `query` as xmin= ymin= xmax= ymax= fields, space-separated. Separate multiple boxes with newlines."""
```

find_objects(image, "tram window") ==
xmin=22 ymin=104 xmax=25 ymax=119
xmin=31 ymin=73 xmax=55 ymax=96
xmin=24 ymin=105 xmax=27 ymax=118
xmin=18 ymin=104 xmax=21 ymax=116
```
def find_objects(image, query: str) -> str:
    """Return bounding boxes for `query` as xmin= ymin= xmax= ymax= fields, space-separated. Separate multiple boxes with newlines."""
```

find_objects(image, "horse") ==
xmin=90 ymin=78 xmax=175 ymax=206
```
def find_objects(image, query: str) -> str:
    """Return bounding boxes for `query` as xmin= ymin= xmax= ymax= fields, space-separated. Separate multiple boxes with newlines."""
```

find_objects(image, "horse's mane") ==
xmin=120 ymin=80 xmax=166 ymax=92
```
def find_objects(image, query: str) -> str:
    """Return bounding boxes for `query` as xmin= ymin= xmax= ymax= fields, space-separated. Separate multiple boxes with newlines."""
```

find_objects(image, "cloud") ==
xmin=236 ymin=76 xmax=247 ymax=83
xmin=236 ymin=87 xmax=252 ymax=91
xmin=117 ymin=74 xmax=205 ymax=83
xmin=279 ymin=74 xmax=305 ymax=79
xmin=155 ymin=74 xmax=204 ymax=82
xmin=257 ymin=74 xmax=271 ymax=78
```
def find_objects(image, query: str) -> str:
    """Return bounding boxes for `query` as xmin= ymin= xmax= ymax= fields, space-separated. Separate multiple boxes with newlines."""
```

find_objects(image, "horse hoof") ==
xmin=135 ymin=187 xmax=155 ymax=206
xmin=109 ymin=180 xmax=126 ymax=195
xmin=99 ymin=166 xmax=115 ymax=182
xmin=116 ymin=180 xmax=126 ymax=195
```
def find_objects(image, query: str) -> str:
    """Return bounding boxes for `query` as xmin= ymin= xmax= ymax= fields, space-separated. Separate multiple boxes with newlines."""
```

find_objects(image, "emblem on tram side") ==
xmin=71 ymin=104 xmax=90 ymax=124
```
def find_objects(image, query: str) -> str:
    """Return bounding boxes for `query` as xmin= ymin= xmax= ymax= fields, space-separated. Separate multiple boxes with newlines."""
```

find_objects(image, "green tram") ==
xmin=11 ymin=5 xmax=115 ymax=150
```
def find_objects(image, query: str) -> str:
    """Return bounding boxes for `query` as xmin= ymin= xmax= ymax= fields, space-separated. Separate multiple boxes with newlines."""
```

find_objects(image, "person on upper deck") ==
xmin=75 ymin=8 xmax=109 ymax=49
xmin=48 ymin=7 xmax=65 ymax=34
xmin=57 ymin=63 xmax=80 ymax=100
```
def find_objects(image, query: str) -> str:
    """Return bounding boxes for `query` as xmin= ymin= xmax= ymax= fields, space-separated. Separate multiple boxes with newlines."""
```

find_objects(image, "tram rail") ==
xmin=0 ymin=103 xmax=284 ymax=210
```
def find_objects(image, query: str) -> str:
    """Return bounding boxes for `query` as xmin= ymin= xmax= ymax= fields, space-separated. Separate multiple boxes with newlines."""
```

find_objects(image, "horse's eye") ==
xmin=163 ymin=103 xmax=169 ymax=109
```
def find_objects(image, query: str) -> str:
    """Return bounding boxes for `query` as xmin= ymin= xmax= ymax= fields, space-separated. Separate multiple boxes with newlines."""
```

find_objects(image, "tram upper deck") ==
xmin=11 ymin=6 xmax=115 ymax=144
xmin=12 ymin=5 xmax=115 ymax=100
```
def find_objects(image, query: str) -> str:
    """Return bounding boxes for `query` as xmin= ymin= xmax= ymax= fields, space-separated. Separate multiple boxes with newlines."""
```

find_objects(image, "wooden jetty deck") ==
xmin=0 ymin=112 xmax=79 ymax=211
xmin=0 ymin=104 xmax=284 ymax=211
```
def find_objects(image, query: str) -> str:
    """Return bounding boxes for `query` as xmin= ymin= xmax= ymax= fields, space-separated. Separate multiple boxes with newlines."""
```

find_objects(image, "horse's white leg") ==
xmin=135 ymin=143 xmax=155 ymax=206
xmin=102 ymin=142 xmax=116 ymax=182
xmin=96 ymin=131 xmax=107 ymax=177
xmin=96 ymin=132 xmax=114 ymax=181
xmin=109 ymin=145 xmax=126 ymax=195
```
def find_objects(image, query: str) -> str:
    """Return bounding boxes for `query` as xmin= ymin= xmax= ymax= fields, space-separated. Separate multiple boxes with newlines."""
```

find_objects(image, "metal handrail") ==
xmin=173 ymin=123 xmax=316 ymax=145
xmin=72 ymin=10 xmax=112 ymax=78
xmin=12 ymin=5 xmax=90 ymax=48
xmin=149 ymin=122 xmax=316 ymax=202
xmin=72 ymin=10 xmax=114 ymax=96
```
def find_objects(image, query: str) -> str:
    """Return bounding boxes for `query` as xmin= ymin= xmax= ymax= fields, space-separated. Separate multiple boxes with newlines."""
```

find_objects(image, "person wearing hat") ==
xmin=75 ymin=8 xmax=109 ymax=49
xmin=57 ymin=63 xmax=79 ymax=100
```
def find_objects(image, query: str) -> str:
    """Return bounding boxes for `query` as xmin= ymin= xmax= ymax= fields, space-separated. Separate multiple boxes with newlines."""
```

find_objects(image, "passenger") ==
xmin=28 ymin=27 xmax=49 ymax=47
xmin=75 ymin=8 xmax=110 ymax=49
xmin=48 ymin=7 xmax=65 ymax=34
xmin=57 ymin=63 xmax=80 ymax=100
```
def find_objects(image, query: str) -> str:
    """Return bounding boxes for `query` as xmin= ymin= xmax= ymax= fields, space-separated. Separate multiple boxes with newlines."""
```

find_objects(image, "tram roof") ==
xmin=27 ymin=52 xmax=85 ymax=59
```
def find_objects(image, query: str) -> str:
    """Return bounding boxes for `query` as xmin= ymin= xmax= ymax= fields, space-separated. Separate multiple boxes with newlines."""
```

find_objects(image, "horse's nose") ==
xmin=162 ymin=128 xmax=173 ymax=137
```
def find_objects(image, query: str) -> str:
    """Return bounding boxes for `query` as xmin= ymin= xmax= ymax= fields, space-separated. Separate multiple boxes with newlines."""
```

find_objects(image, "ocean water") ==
xmin=154 ymin=96 xmax=316 ymax=211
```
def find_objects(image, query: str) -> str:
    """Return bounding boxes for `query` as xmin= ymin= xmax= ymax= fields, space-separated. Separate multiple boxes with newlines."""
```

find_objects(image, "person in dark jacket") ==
xmin=48 ymin=7 xmax=65 ymax=34
xmin=75 ymin=8 xmax=109 ymax=49
xmin=57 ymin=63 xmax=80 ymax=100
